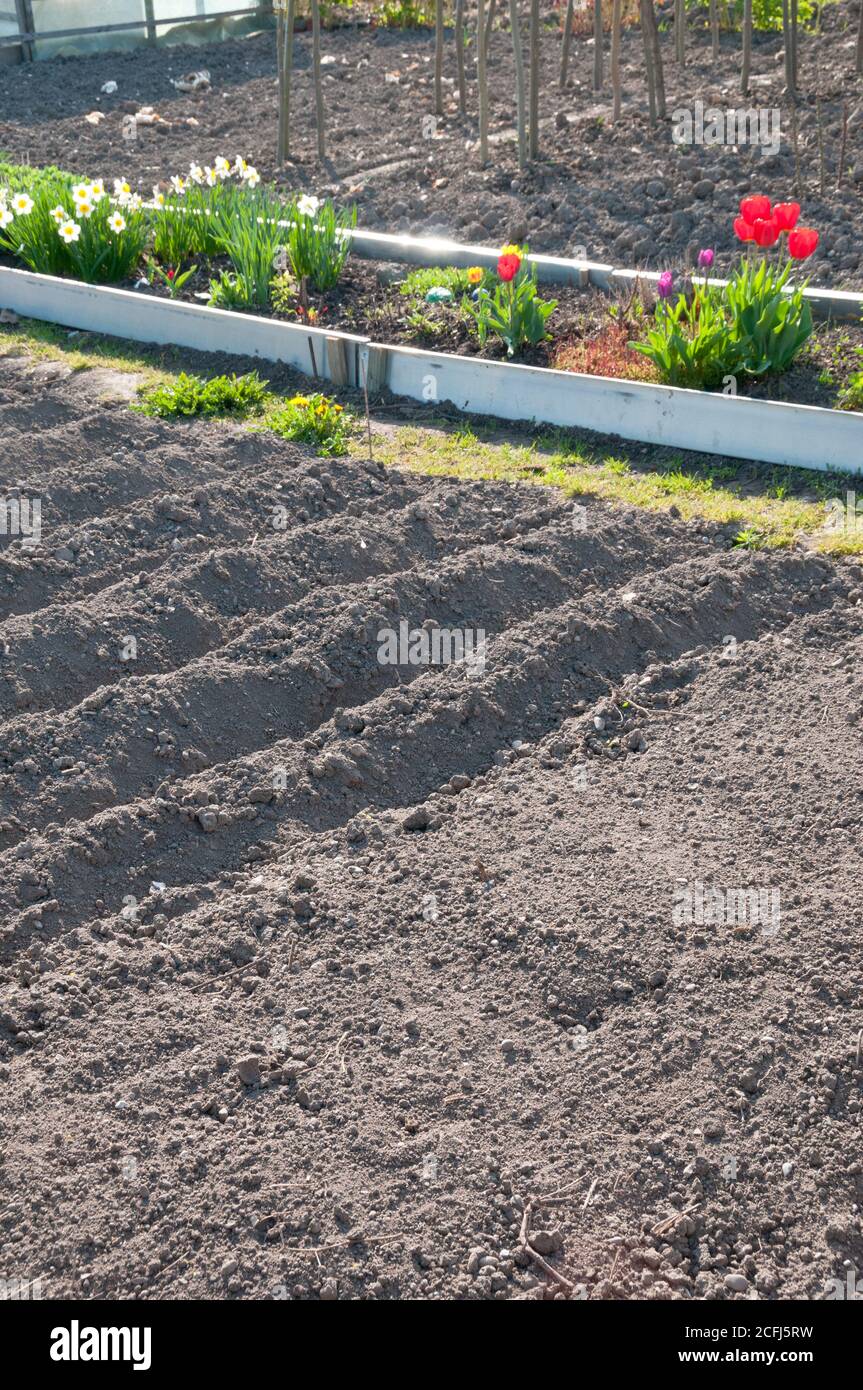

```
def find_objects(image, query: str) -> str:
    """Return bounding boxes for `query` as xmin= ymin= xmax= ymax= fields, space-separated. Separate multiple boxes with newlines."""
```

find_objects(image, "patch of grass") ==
xmin=0 ymin=316 xmax=175 ymax=385
xmin=135 ymin=370 xmax=269 ymax=419
xmin=373 ymin=421 xmax=862 ymax=554
xmin=259 ymin=392 xmax=352 ymax=456
xmin=0 ymin=154 xmax=77 ymax=191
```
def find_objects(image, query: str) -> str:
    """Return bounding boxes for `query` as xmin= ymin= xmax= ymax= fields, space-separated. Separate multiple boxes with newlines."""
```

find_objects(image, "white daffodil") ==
xmin=244 ymin=166 xmax=260 ymax=188
xmin=108 ymin=211 xmax=126 ymax=233
xmin=151 ymin=188 xmax=166 ymax=206
xmin=214 ymin=156 xmax=231 ymax=178
xmin=49 ymin=205 xmax=66 ymax=224
xmin=89 ymin=179 xmax=106 ymax=202
xmin=297 ymin=194 xmax=320 ymax=218
xmin=0 ymin=207 xmax=13 ymax=230
xmin=113 ymin=178 xmax=132 ymax=199
xmin=189 ymin=163 xmax=204 ymax=185
xmin=169 ymin=174 xmax=186 ymax=195
xmin=204 ymin=167 xmax=219 ymax=188
xmin=59 ymin=220 xmax=81 ymax=244
xmin=11 ymin=193 xmax=33 ymax=216
xmin=75 ymin=197 xmax=94 ymax=220
xmin=233 ymin=156 xmax=248 ymax=177
xmin=126 ymin=193 xmax=143 ymax=212
xmin=72 ymin=183 xmax=90 ymax=202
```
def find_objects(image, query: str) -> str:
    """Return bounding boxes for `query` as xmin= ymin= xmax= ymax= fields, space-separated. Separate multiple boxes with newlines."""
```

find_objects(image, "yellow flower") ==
xmin=500 ymin=243 xmax=522 ymax=257
xmin=467 ymin=266 xmax=483 ymax=284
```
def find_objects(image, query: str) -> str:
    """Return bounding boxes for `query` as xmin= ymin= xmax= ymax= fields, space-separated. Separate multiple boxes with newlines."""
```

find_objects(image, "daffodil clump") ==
xmin=153 ymin=155 xmax=262 ymax=264
xmin=281 ymin=193 xmax=357 ymax=293
xmin=0 ymin=177 xmax=149 ymax=283
xmin=0 ymin=155 xmax=356 ymax=309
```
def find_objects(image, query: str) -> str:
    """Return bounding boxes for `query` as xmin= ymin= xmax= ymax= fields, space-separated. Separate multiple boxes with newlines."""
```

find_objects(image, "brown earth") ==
xmin=0 ymin=8 xmax=862 ymax=286
xmin=1 ymin=353 xmax=863 ymax=1300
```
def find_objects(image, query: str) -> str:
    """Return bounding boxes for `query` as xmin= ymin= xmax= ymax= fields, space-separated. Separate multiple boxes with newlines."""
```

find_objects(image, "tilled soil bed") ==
xmin=1 ymin=354 xmax=863 ymax=1300
xmin=1 ymin=10 xmax=862 ymax=284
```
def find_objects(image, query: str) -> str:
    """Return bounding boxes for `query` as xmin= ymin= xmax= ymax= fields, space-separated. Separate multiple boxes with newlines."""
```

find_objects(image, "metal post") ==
xmin=14 ymin=0 xmax=34 ymax=61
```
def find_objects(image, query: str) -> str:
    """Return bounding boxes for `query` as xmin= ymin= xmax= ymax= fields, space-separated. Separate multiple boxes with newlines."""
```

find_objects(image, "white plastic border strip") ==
xmin=1 ymin=264 xmax=861 ymax=474
xmin=0 ymin=266 xmax=369 ymax=381
xmin=378 ymin=341 xmax=863 ymax=473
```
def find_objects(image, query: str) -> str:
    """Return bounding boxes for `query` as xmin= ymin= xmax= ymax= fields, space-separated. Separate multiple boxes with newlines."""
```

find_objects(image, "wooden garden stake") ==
xmin=455 ymin=0 xmax=468 ymax=114
xmin=674 ymin=0 xmax=685 ymax=67
xmin=529 ymin=0 xmax=540 ymax=158
xmin=484 ymin=0 xmax=497 ymax=59
xmin=709 ymin=0 xmax=719 ymax=60
xmin=641 ymin=0 xmax=665 ymax=121
xmin=640 ymin=0 xmax=657 ymax=125
xmin=837 ymin=101 xmax=849 ymax=191
xmin=816 ymin=98 xmax=825 ymax=197
xmin=857 ymin=0 xmax=863 ymax=75
xmin=277 ymin=0 xmax=296 ymax=164
xmin=781 ymin=0 xmax=795 ymax=99
xmin=611 ymin=0 xmax=622 ymax=123
xmin=741 ymin=0 xmax=752 ymax=95
xmin=310 ymin=0 xmax=326 ymax=162
xmin=560 ymin=0 xmax=574 ymax=89
xmin=651 ymin=0 xmax=666 ymax=117
xmin=790 ymin=103 xmax=802 ymax=196
xmin=478 ymin=0 xmax=490 ymax=164
xmin=435 ymin=0 xmax=444 ymax=117
xmin=593 ymin=0 xmax=604 ymax=92
xmin=510 ymin=0 xmax=528 ymax=170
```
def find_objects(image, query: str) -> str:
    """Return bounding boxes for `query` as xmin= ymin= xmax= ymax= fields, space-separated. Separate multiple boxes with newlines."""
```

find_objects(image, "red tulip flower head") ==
xmin=740 ymin=195 xmax=771 ymax=223
xmin=497 ymin=252 xmax=521 ymax=282
xmin=734 ymin=217 xmax=755 ymax=243
xmin=787 ymin=227 xmax=819 ymax=260
xmin=752 ymin=217 xmax=780 ymax=248
xmin=772 ymin=202 xmax=800 ymax=232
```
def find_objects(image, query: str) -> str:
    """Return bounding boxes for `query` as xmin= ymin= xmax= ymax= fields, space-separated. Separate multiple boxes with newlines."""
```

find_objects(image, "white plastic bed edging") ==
xmin=379 ymin=341 xmax=863 ymax=474
xmin=1 ymin=263 xmax=861 ymax=474
xmin=0 ymin=266 xmax=369 ymax=382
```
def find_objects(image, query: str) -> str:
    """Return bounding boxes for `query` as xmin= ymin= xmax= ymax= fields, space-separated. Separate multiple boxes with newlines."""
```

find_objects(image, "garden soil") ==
xmin=1 ymin=354 xmax=862 ymax=1299
xmin=0 ymin=11 xmax=862 ymax=284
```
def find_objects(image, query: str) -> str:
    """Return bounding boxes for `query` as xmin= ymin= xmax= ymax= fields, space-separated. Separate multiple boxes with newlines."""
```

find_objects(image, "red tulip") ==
xmin=787 ymin=226 xmax=819 ymax=260
xmin=772 ymin=202 xmax=800 ymax=232
xmin=497 ymin=252 xmax=521 ymax=282
xmin=753 ymin=217 xmax=780 ymax=247
xmin=734 ymin=217 xmax=755 ymax=242
xmin=740 ymin=195 xmax=771 ymax=223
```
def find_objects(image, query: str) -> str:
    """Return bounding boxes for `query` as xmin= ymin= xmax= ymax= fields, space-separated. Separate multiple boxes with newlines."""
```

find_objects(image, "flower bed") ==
xmin=1 ymin=160 xmax=862 ymax=468
xmin=1 ymin=160 xmax=860 ymax=405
